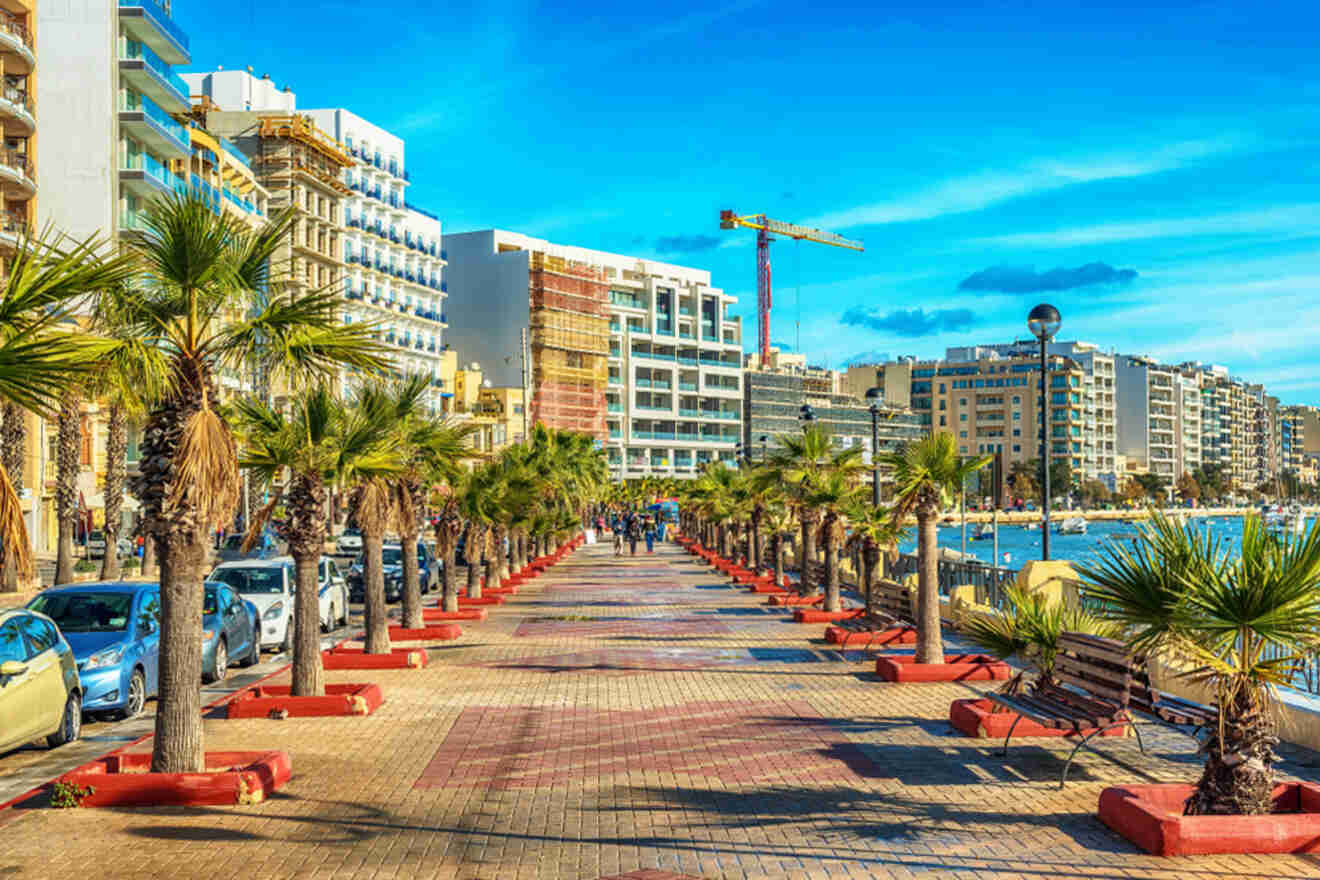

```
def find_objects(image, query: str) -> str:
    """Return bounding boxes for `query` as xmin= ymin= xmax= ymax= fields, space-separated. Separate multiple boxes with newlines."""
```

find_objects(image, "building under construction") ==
xmin=527 ymin=252 xmax=610 ymax=441
xmin=443 ymin=229 xmax=742 ymax=477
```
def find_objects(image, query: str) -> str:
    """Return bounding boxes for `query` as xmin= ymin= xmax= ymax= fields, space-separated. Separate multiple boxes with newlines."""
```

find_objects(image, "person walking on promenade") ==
xmin=644 ymin=517 xmax=656 ymax=554
xmin=612 ymin=513 xmax=624 ymax=556
xmin=627 ymin=516 xmax=641 ymax=556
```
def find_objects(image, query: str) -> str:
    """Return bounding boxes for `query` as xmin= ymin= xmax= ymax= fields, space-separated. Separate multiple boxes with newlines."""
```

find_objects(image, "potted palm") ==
xmin=1082 ymin=513 xmax=1320 ymax=855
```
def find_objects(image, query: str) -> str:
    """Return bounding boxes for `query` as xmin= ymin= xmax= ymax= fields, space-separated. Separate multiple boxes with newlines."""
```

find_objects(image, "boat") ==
xmin=1021 ymin=522 xmax=1040 ymax=532
xmin=970 ymin=523 xmax=995 ymax=541
xmin=1056 ymin=517 xmax=1087 ymax=536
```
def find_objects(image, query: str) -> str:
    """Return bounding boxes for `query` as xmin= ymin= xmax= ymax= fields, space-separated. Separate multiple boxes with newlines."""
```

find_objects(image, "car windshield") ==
xmin=89 ymin=530 xmax=104 ymax=541
xmin=210 ymin=567 xmax=283 ymax=594
xmin=29 ymin=591 xmax=132 ymax=632
xmin=343 ymin=528 xmax=360 ymax=537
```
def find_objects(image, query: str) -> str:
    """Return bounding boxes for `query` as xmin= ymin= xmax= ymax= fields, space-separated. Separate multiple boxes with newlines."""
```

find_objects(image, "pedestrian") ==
xmin=612 ymin=514 xmax=624 ymax=556
xmin=628 ymin=517 xmax=640 ymax=556
xmin=644 ymin=518 xmax=656 ymax=554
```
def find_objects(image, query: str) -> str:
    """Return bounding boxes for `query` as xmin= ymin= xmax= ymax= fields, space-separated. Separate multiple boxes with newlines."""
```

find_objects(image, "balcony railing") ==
xmin=117 ymin=0 xmax=189 ymax=53
xmin=121 ymin=40 xmax=189 ymax=104
xmin=0 ymin=10 xmax=31 ymax=48
xmin=121 ymin=91 xmax=187 ymax=148
xmin=123 ymin=151 xmax=185 ymax=192
xmin=0 ymin=146 xmax=31 ymax=182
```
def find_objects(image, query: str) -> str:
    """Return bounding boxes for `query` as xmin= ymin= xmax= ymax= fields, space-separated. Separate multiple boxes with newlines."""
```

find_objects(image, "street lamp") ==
xmin=865 ymin=387 xmax=884 ymax=507
xmin=758 ymin=434 xmax=768 ymax=462
xmin=799 ymin=403 xmax=815 ymax=433
xmin=1028 ymin=303 xmax=1061 ymax=561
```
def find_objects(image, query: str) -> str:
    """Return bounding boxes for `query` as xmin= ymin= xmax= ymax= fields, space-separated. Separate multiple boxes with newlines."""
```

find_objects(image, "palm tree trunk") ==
xmin=442 ymin=527 xmax=459 ymax=613
xmin=54 ymin=391 xmax=80 ymax=586
xmin=492 ymin=524 xmax=508 ymax=583
xmin=288 ymin=474 xmax=326 ymax=696
xmin=465 ymin=523 xmax=483 ymax=598
xmin=864 ymin=542 xmax=881 ymax=617
xmin=752 ymin=516 xmax=764 ymax=575
xmin=400 ymin=528 xmax=422 ymax=630
xmin=773 ymin=533 xmax=785 ymax=588
xmin=482 ymin=532 xmax=498 ymax=597
xmin=362 ymin=529 xmax=390 ymax=654
xmin=100 ymin=403 xmax=126 ymax=581
xmin=915 ymin=507 xmax=943 ymax=664
xmin=141 ymin=535 xmax=156 ymax=578
xmin=800 ymin=512 xmax=818 ymax=596
xmin=151 ymin=528 xmax=207 ymax=773
xmin=1185 ymin=687 xmax=1277 ymax=815
xmin=1 ymin=402 xmax=25 ymax=592
xmin=823 ymin=515 xmax=841 ymax=613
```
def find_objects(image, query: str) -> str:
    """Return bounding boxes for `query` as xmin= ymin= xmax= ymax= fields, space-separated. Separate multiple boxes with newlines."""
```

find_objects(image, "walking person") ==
xmin=612 ymin=514 xmax=624 ymax=556
xmin=627 ymin=516 xmax=641 ymax=556
xmin=644 ymin=517 xmax=656 ymax=554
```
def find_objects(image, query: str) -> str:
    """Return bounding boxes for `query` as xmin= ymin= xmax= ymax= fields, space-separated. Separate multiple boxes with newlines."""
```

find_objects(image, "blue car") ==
xmin=27 ymin=582 xmax=162 ymax=720
xmin=201 ymin=582 xmax=262 ymax=682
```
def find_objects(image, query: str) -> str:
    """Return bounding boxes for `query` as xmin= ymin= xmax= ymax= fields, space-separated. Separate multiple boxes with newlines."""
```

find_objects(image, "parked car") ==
xmin=336 ymin=527 xmax=363 ymax=555
xmin=216 ymin=530 xmax=283 ymax=563
xmin=200 ymin=582 xmax=261 ymax=682
xmin=0 ymin=608 xmax=82 ymax=754
xmin=26 ymin=583 xmax=161 ymax=720
xmin=347 ymin=543 xmax=433 ymax=603
xmin=271 ymin=556 xmax=349 ymax=631
xmin=209 ymin=559 xmax=295 ymax=651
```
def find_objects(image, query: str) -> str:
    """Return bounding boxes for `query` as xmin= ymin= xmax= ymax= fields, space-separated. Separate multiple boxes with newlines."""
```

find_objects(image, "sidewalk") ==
xmin=1 ymin=540 xmax=1318 ymax=878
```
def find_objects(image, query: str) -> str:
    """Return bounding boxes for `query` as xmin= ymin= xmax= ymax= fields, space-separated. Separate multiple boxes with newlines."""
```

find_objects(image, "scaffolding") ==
xmin=528 ymin=253 xmax=609 ymax=441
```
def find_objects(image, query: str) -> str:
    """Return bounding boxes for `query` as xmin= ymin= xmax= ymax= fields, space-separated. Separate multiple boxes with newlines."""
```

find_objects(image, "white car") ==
xmin=336 ymin=528 xmax=362 ymax=555
xmin=208 ymin=559 xmax=294 ymax=652
xmin=273 ymin=555 xmax=349 ymax=631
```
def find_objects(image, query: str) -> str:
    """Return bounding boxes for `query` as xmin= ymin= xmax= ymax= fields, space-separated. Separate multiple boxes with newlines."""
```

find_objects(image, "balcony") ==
xmin=0 ymin=146 xmax=33 ymax=198
xmin=119 ymin=40 xmax=189 ymax=113
xmin=0 ymin=12 xmax=34 ymax=76
xmin=117 ymin=0 xmax=189 ymax=64
xmin=0 ymin=208 xmax=25 ymax=242
xmin=119 ymin=92 xmax=188 ymax=158
xmin=120 ymin=151 xmax=186 ymax=199
xmin=0 ymin=84 xmax=33 ymax=136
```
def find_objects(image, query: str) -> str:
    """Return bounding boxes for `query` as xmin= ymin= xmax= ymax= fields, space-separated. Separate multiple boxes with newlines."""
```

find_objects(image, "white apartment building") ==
xmin=443 ymin=229 xmax=742 ymax=479
xmin=1116 ymin=356 xmax=1202 ymax=481
xmin=181 ymin=71 xmax=450 ymax=409
xmin=301 ymin=108 xmax=449 ymax=404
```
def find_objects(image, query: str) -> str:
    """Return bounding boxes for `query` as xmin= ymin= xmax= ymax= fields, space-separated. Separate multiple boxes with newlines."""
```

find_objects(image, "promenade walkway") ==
xmin=2 ymin=539 xmax=1319 ymax=878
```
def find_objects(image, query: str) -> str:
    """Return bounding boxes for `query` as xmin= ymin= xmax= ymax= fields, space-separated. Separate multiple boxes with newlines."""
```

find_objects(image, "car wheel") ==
xmin=47 ymin=691 xmax=82 ymax=748
xmin=120 ymin=668 xmax=146 ymax=720
xmin=206 ymin=639 xmax=228 ymax=683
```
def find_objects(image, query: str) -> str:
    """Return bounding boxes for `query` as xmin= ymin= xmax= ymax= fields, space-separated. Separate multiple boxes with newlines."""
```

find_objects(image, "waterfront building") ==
xmin=1177 ymin=363 xmax=1278 ymax=494
xmin=442 ymin=229 xmax=742 ymax=479
xmin=740 ymin=366 xmax=921 ymax=491
xmin=1115 ymin=355 xmax=1202 ymax=485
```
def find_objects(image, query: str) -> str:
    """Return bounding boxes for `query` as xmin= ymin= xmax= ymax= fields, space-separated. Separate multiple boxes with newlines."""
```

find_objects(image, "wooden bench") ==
xmin=1130 ymin=660 xmax=1218 ymax=735
xmin=824 ymin=580 xmax=918 ymax=648
xmin=985 ymin=631 xmax=1146 ymax=788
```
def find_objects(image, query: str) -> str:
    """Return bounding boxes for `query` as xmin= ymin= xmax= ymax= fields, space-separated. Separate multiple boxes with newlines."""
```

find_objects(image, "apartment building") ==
xmin=1115 ymin=356 xmax=1202 ymax=483
xmin=873 ymin=346 xmax=1095 ymax=497
xmin=443 ymin=229 xmax=741 ymax=479
xmin=1175 ymin=363 xmax=1280 ymax=493
xmin=741 ymin=367 xmax=921 ymax=488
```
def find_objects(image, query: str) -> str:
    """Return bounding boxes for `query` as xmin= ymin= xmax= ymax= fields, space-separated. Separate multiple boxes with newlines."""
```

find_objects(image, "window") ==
xmin=19 ymin=615 xmax=58 ymax=657
xmin=29 ymin=592 xmax=133 ymax=632
xmin=938 ymin=383 xmax=945 ymax=393
xmin=1013 ymin=412 xmax=1020 ymax=420
xmin=0 ymin=620 xmax=23 ymax=664
xmin=939 ymin=416 xmax=946 ymax=426
xmin=938 ymin=400 xmax=946 ymax=411
xmin=1013 ymin=429 xmax=1021 ymax=437
xmin=959 ymin=398 xmax=967 ymax=406
xmin=1013 ymin=444 xmax=1021 ymax=453
xmin=960 ymin=414 xmax=967 ymax=421
xmin=960 ymin=431 xmax=968 ymax=438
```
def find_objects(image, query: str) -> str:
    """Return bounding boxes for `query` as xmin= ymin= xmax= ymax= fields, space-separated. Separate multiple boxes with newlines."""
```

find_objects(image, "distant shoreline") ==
xmin=938 ymin=506 xmax=1315 ymax=525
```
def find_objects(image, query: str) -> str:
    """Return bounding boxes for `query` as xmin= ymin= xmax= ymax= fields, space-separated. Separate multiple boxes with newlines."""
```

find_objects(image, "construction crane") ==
xmin=719 ymin=210 xmax=864 ymax=365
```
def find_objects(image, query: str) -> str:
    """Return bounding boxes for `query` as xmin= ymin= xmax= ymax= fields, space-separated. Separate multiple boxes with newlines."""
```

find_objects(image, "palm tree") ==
xmin=805 ymin=461 xmax=866 ymax=613
xmin=234 ymin=386 xmax=396 ymax=696
xmin=458 ymin=465 xmax=500 ymax=602
xmin=960 ymin=582 xmax=1118 ymax=695
xmin=882 ymin=434 xmax=990 ymax=664
xmin=761 ymin=426 xmax=840 ymax=596
xmin=845 ymin=499 xmax=907 ymax=616
xmin=124 ymin=192 xmax=385 ymax=773
xmin=1078 ymin=513 xmax=1320 ymax=816
xmin=0 ymin=230 xmax=136 ymax=585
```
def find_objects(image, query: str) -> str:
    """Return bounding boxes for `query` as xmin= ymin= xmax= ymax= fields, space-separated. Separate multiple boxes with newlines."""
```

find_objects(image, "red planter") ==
xmin=459 ymin=596 xmax=505 ymax=606
xmin=793 ymin=608 xmax=865 ymax=623
xmin=225 ymin=683 xmax=384 ymax=719
xmin=750 ymin=583 xmax=791 ymax=594
xmin=481 ymin=586 xmax=518 ymax=595
xmin=1099 ymin=783 xmax=1320 ymax=856
xmin=422 ymin=608 xmax=487 ymax=621
xmin=948 ymin=698 xmax=1123 ymax=739
xmin=54 ymin=751 xmax=291 ymax=807
xmin=386 ymin=624 xmax=461 ymax=641
xmin=824 ymin=625 xmax=916 ymax=647
xmin=768 ymin=594 xmax=824 ymax=606
xmin=874 ymin=654 xmax=1013 ymax=682
xmin=322 ymin=647 xmax=427 ymax=669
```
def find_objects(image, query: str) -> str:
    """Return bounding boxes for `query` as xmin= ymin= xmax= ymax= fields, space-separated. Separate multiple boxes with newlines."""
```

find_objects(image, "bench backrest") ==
xmin=872 ymin=580 xmax=913 ymax=622
xmin=1051 ymin=632 xmax=1134 ymax=709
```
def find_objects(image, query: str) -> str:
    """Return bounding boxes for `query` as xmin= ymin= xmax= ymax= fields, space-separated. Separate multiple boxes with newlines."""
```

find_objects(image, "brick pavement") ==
xmin=3 ymin=539 xmax=1320 ymax=878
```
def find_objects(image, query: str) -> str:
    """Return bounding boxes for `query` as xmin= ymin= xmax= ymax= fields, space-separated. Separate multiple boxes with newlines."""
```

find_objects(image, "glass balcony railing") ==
xmin=121 ymin=91 xmax=189 ymax=149
xmin=118 ymin=0 xmax=189 ymax=53
xmin=121 ymin=40 xmax=188 ymax=104
xmin=123 ymin=151 xmax=185 ymax=192
xmin=217 ymin=136 xmax=251 ymax=168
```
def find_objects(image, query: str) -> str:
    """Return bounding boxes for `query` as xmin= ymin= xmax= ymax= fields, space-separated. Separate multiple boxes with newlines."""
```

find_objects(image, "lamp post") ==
xmin=799 ymin=403 xmax=815 ymax=433
xmin=1028 ymin=303 xmax=1062 ymax=561
xmin=865 ymin=388 xmax=884 ymax=507
xmin=759 ymin=434 xmax=768 ymax=462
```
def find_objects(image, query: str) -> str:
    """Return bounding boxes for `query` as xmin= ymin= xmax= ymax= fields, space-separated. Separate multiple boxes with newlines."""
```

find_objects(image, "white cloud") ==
xmin=805 ymin=137 xmax=1246 ymax=230
xmin=970 ymin=204 xmax=1320 ymax=249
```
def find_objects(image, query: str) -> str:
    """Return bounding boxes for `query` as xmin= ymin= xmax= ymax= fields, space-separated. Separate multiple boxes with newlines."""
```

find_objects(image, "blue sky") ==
xmin=181 ymin=0 xmax=1320 ymax=401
